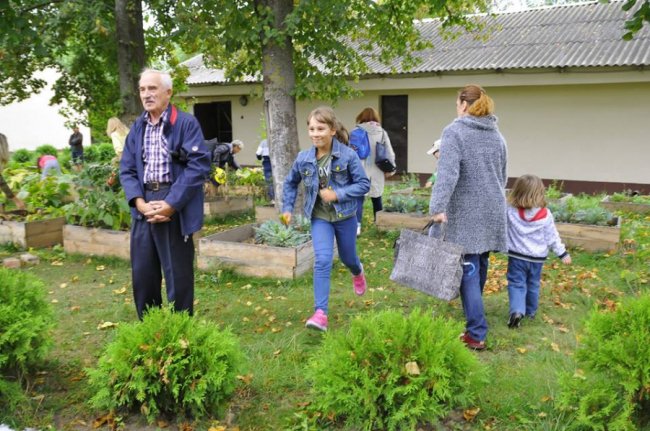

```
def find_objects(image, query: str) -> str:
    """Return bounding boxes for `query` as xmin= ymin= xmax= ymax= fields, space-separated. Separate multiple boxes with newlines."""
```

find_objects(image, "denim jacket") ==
xmin=283 ymin=138 xmax=370 ymax=220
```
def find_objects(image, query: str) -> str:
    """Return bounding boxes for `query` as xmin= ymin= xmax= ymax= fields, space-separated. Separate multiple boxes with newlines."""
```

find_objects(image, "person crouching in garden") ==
xmin=0 ymin=133 xmax=26 ymax=211
xmin=506 ymin=174 xmax=571 ymax=328
xmin=37 ymin=154 xmax=62 ymax=179
xmin=282 ymin=106 xmax=370 ymax=332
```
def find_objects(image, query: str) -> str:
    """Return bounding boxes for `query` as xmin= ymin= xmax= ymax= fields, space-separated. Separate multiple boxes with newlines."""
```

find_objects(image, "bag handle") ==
xmin=423 ymin=220 xmax=447 ymax=239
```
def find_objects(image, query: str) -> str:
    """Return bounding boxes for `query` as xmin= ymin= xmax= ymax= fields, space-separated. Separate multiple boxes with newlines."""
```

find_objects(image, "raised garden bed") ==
xmin=204 ymin=196 xmax=254 ymax=218
xmin=0 ymin=216 xmax=66 ymax=248
xmin=255 ymin=205 xmax=278 ymax=223
xmin=556 ymin=216 xmax=621 ymax=252
xmin=600 ymin=195 xmax=650 ymax=215
xmin=63 ymin=225 xmax=131 ymax=259
xmin=198 ymin=223 xmax=318 ymax=279
xmin=204 ymin=195 xmax=254 ymax=218
xmin=375 ymin=211 xmax=429 ymax=232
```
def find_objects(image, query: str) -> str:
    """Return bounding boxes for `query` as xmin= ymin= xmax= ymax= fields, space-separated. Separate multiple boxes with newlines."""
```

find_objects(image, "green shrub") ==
xmin=254 ymin=218 xmax=311 ymax=247
xmin=548 ymin=194 xmax=615 ymax=226
xmin=0 ymin=378 xmax=29 ymax=425
xmin=86 ymin=307 xmax=245 ymax=423
xmin=34 ymin=144 xmax=59 ymax=157
xmin=610 ymin=192 xmax=650 ymax=204
xmin=557 ymin=294 xmax=650 ymax=430
xmin=384 ymin=194 xmax=428 ymax=214
xmin=0 ymin=268 xmax=54 ymax=374
xmin=306 ymin=309 xmax=487 ymax=431
xmin=10 ymin=149 xmax=32 ymax=164
xmin=84 ymin=143 xmax=116 ymax=164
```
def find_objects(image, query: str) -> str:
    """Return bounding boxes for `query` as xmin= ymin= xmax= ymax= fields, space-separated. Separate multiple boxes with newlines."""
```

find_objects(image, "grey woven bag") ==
xmin=389 ymin=222 xmax=464 ymax=301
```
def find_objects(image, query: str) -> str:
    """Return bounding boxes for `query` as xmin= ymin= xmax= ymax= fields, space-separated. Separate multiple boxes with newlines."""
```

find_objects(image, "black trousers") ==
xmin=130 ymin=188 xmax=195 ymax=319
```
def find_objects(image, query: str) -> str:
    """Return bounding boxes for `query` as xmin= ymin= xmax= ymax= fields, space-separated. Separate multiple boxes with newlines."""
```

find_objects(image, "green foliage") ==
xmin=0 ymin=378 xmax=29 ymax=425
xmin=84 ymin=143 xmax=116 ymax=164
xmin=0 ymin=268 xmax=54 ymax=374
xmin=548 ymin=194 xmax=616 ymax=226
xmin=545 ymin=181 xmax=564 ymax=201
xmin=384 ymin=194 xmax=429 ymax=214
xmin=86 ymin=307 xmax=245 ymax=423
xmin=10 ymin=149 xmax=32 ymax=164
xmin=254 ymin=218 xmax=311 ymax=247
xmin=34 ymin=144 xmax=59 ymax=157
xmin=63 ymin=163 xmax=130 ymax=230
xmin=306 ymin=309 xmax=486 ymax=431
xmin=610 ymin=192 xmax=650 ymax=204
xmin=14 ymin=172 xmax=77 ymax=219
xmin=229 ymin=167 xmax=266 ymax=187
xmin=557 ymin=294 xmax=650 ymax=430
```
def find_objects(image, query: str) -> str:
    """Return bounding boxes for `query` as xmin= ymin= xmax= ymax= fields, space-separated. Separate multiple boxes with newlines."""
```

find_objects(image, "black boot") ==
xmin=508 ymin=312 xmax=524 ymax=328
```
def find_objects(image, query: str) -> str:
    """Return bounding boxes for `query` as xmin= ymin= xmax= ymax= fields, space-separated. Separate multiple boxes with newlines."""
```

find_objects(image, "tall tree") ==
xmin=114 ymin=0 xmax=146 ymax=124
xmin=0 ymin=0 xmax=146 ymax=137
xmin=147 ymin=0 xmax=487 ymax=209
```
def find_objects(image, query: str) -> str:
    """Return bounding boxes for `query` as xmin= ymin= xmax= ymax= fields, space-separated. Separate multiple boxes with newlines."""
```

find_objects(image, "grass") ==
xmin=1 ymin=207 xmax=649 ymax=430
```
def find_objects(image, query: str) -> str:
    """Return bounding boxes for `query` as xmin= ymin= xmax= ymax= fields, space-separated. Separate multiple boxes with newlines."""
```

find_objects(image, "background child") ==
xmin=37 ymin=154 xmax=62 ymax=179
xmin=282 ymin=106 xmax=370 ymax=332
xmin=506 ymin=174 xmax=571 ymax=328
xmin=424 ymin=139 xmax=441 ymax=188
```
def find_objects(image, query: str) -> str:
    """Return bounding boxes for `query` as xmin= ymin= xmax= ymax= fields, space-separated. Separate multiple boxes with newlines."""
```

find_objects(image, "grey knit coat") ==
xmin=429 ymin=115 xmax=508 ymax=254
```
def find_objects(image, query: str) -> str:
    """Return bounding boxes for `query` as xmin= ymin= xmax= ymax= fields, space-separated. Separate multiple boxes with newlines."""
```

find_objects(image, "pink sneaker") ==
xmin=352 ymin=266 xmax=367 ymax=296
xmin=305 ymin=309 xmax=328 ymax=331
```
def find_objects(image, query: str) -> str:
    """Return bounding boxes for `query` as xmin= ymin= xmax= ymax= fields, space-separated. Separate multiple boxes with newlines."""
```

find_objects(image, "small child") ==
xmin=424 ymin=139 xmax=441 ymax=188
xmin=37 ymin=154 xmax=62 ymax=180
xmin=506 ymin=174 xmax=571 ymax=328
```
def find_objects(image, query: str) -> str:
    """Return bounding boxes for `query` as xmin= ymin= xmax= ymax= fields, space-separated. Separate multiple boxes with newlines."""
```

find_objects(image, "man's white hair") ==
xmin=231 ymin=140 xmax=244 ymax=149
xmin=140 ymin=68 xmax=173 ymax=90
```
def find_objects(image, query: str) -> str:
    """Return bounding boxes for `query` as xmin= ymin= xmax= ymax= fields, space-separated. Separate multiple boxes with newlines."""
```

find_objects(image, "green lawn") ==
xmin=2 ymin=210 xmax=649 ymax=430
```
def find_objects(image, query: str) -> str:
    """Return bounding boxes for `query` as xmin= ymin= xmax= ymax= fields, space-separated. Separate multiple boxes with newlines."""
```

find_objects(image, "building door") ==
xmin=193 ymin=101 xmax=233 ymax=143
xmin=381 ymin=95 xmax=408 ymax=174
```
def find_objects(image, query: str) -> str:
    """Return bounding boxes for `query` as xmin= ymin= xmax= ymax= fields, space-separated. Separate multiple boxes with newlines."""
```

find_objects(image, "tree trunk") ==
xmin=114 ymin=0 xmax=145 ymax=126
xmin=259 ymin=0 xmax=301 ymax=214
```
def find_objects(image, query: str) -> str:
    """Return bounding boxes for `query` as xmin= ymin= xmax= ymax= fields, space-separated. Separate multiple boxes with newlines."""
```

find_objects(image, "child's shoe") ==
xmin=508 ymin=312 xmax=524 ymax=328
xmin=352 ymin=266 xmax=367 ymax=296
xmin=305 ymin=309 xmax=328 ymax=332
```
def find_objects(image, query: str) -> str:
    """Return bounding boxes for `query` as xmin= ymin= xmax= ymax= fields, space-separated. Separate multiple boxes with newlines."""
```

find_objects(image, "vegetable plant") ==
xmin=383 ymin=194 xmax=428 ymax=214
xmin=254 ymin=218 xmax=311 ymax=247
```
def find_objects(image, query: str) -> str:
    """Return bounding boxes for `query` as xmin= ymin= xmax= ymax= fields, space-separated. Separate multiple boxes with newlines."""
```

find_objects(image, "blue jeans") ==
xmin=460 ymin=252 xmax=490 ymax=341
xmin=507 ymin=257 xmax=543 ymax=317
xmin=262 ymin=157 xmax=274 ymax=200
xmin=311 ymin=216 xmax=362 ymax=314
xmin=356 ymin=196 xmax=383 ymax=224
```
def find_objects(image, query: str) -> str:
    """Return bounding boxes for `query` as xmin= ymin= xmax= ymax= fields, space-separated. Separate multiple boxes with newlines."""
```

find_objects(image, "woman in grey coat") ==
xmin=429 ymin=84 xmax=508 ymax=351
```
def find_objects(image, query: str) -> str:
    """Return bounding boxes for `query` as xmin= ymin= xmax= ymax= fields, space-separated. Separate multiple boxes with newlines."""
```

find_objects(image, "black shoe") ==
xmin=508 ymin=312 xmax=524 ymax=328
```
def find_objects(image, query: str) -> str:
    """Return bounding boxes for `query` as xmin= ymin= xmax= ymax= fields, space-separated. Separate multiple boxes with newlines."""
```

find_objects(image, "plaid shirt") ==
xmin=143 ymin=110 xmax=171 ymax=184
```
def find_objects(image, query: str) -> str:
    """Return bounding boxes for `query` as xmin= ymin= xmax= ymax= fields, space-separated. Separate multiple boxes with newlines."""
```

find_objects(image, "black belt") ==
xmin=144 ymin=182 xmax=171 ymax=191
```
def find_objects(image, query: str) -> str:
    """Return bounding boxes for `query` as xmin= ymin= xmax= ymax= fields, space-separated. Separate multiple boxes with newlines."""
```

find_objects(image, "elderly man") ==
xmin=120 ymin=69 xmax=211 ymax=319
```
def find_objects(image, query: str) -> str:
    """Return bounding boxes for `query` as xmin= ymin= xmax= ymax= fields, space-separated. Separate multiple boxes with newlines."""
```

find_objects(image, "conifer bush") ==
xmin=0 ymin=268 xmax=54 ymax=374
xmin=306 ymin=309 xmax=487 ymax=430
xmin=86 ymin=307 xmax=245 ymax=423
xmin=557 ymin=294 xmax=650 ymax=430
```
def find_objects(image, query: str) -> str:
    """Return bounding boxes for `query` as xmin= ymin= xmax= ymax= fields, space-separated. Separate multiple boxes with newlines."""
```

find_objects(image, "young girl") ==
xmin=506 ymin=174 xmax=571 ymax=328
xmin=282 ymin=106 xmax=370 ymax=332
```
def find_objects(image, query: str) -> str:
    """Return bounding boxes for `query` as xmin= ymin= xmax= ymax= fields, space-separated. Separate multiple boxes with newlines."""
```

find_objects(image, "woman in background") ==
xmin=0 ymin=133 xmax=26 ymax=210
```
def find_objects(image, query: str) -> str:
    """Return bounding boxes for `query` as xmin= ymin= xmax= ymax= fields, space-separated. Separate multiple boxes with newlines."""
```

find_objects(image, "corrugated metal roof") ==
xmin=185 ymin=1 xmax=650 ymax=85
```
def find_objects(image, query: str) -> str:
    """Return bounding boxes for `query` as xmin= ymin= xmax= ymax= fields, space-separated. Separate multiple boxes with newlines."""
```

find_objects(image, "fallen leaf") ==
xmin=208 ymin=427 xmax=226 ymax=431
xmin=70 ymin=306 xmax=81 ymax=312
xmin=157 ymin=419 xmax=169 ymax=428
xmin=112 ymin=287 xmax=127 ymax=295
xmin=71 ymin=275 xmax=79 ymax=282
xmin=550 ymin=342 xmax=560 ymax=352
xmin=516 ymin=347 xmax=527 ymax=354
xmin=273 ymin=349 xmax=281 ymax=356
xmin=92 ymin=412 xmax=114 ymax=428
xmin=51 ymin=299 xmax=59 ymax=303
xmin=236 ymin=374 xmax=253 ymax=384
xmin=59 ymin=283 xmax=67 ymax=289
xmin=96 ymin=265 xmax=106 ymax=271
xmin=97 ymin=321 xmax=117 ymax=330
xmin=405 ymin=361 xmax=420 ymax=375
xmin=51 ymin=260 xmax=63 ymax=266
xmin=463 ymin=407 xmax=480 ymax=421
xmin=541 ymin=395 xmax=552 ymax=402
xmin=558 ymin=326 xmax=570 ymax=333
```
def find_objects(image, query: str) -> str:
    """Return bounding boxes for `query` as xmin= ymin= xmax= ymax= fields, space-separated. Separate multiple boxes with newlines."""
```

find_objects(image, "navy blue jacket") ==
xmin=120 ymin=105 xmax=211 ymax=236
xmin=283 ymin=138 xmax=370 ymax=220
